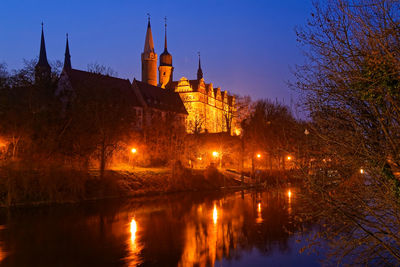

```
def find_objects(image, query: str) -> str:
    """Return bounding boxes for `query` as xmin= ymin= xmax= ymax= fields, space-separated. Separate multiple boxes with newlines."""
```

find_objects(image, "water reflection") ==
xmin=288 ymin=189 xmax=293 ymax=215
xmin=130 ymin=219 xmax=137 ymax=246
xmin=212 ymin=203 xmax=218 ymax=225
xmin=256 ymin=202 xmax=263 ymax=224
xmin=0 ymin=188 xmax=321 ymax=266
xmin=126 ymin=218 xmax=141 ymax=266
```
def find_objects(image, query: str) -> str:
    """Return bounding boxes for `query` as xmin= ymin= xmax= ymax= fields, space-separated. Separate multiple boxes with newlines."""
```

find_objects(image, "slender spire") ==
xmin=63 ymin=33 xmax=71 ymax=70
xmin=197 ymin=52 xmax=203 ymax=80
xmin=164 ymin=16 xmax=168 ymax=52
xmin=160 ymin=16 xmax=172 ymax=66
xmin=37 ymin=22 xmax=51 ymax=69
xmin=35 ymin=22 xmax=51 ymax=83
xmin=143 ymin=13 xmax=155 ymax=53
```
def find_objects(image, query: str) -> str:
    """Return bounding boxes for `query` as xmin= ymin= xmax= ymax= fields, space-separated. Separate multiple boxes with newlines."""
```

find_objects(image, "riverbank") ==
xmin=0 ymin=163 xmax=299 ymax=207
xmin=0 ymin=164 xmax=242 ymax=207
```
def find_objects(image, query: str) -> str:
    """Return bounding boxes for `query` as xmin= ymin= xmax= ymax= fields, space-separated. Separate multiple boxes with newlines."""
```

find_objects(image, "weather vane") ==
xmin=164 ymin=16 xmax=167 ymax=28
xmin=147 ymin=13 xmax=150 ymax=23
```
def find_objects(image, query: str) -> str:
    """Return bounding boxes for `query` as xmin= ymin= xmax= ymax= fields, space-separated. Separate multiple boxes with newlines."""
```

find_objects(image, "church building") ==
xmin=41 ymin=17 xmax=237 ymax=135
xmin=141 ymin=18 xmax=237 ymax=134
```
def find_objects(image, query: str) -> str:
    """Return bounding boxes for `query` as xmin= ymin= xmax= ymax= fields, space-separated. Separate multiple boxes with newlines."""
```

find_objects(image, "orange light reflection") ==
xmin=130 ymin=218 xmax=137 ymax=246
xmin=256 ymin=203 xmax=263 ymax=223
xmin=213 ymin=204 xmax=218 ymax=225
xmin=127 ymin=218 xmax=142 ymax=266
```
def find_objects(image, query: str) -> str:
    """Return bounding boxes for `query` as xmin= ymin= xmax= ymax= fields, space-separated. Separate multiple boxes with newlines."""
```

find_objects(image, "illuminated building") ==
xmin=54 ymin=15 xmax=237 ymax=134
xmin=141 ymin=18 xmax=238 ymax=134
xmin=57 ymin=21 xmax=187 ymax=130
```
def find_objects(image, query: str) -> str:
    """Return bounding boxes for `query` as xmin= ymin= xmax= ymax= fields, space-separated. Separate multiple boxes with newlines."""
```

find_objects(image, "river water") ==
xmin=0 ymin=188 xmax=324 ymax=266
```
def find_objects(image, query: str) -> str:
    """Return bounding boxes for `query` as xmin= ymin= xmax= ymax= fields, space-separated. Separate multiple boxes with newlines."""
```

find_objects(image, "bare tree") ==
xmin=87 ymin=63 xmax=118 ymax=77
xmin=188 ymin=114 xmax=204 ymax=135
xmin=294 ymin=0 xmax=400 ymax=264
xmin=223 ymin=105 xmax=234 ymax=134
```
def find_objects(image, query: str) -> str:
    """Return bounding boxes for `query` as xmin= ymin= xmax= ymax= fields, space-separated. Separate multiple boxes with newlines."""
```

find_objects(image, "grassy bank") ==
xmin=0 ymin=163 xmax=240 ymax=207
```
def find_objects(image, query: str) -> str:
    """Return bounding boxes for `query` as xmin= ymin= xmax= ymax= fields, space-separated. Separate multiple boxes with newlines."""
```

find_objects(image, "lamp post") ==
xmin=212 ymin=151 xmax=221 ymax=168
xmin=304 ymin=129 xmax=309 ymax=170
xmin=130 ymin=148 xmax=137 ymax=169
xmin=256 ymin=153 xmax=262 ymax=184
xmin=213 ymin=151 xmax=224 ymax=187
xmin=285 ymin=155 xmax=293 ymax=171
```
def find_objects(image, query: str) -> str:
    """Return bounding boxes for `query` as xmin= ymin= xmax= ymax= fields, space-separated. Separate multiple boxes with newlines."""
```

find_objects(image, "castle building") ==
xmin=55 ymin=24 xmax=187 ymax=131
xmin=51 ymin=17 xmax=237 ymax=135
xmin=141 ymin=19 xmax=237 ymax=135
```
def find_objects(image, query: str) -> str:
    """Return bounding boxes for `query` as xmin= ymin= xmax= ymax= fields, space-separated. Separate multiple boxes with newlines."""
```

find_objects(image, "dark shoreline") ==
xmin=0 ymin=166 xmax=298 ymax=208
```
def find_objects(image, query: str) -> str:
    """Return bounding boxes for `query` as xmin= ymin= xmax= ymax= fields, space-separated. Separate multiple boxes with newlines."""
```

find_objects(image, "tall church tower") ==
xmin=63 ymin=33 xmax=71 ymax=70
xmin=141 ymin=17 xmax=158 ymax=86
xmin=35 ymin=23 xmax=51 ymax=83
xmin=159 ymin=18 xmax=173 ymax=88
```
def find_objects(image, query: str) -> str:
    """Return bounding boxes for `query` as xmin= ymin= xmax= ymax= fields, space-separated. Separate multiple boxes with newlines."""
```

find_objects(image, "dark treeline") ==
xmin=0 ymin=61 xmax=308 ymax=173
xmin=294 ymin=0 xmax=400 ymax=265
xmin=0 ymin=60 xmax=307 ymax=206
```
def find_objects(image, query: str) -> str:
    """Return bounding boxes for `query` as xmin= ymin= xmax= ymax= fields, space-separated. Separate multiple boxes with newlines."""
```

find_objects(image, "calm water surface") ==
xmin=0 ymin=188 xmax=324 ymax=266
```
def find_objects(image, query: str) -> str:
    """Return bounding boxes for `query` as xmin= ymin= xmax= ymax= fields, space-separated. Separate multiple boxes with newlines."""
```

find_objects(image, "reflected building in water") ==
xmin=0 ymin=189 xmax=319 ymax=266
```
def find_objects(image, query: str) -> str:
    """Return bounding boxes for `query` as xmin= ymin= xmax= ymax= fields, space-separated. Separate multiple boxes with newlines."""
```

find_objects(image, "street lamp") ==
xmin=130 ymin=148 xmax=137 ymax=169
xmin=212 ymin=151 xmax=222 ymax=170
xmin=287 ymin=155 xmax=292 ymax=161
xmin=256 ymin=153 xmax=261 ymax=159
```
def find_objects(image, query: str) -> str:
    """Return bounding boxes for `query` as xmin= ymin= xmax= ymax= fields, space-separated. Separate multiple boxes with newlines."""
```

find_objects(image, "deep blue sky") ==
xmin=0 ymin=0 xmax=312 ymax=107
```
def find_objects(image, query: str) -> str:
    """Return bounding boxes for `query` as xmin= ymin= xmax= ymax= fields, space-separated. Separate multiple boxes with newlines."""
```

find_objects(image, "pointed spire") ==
xmin=164 ymin=16 xmax=168 ymax=52
xmin=37 ymin=22 xmax=51 ymax=69
xmin=35 ymin=22 xmax=51 ymax=83
xmin=160 ymin=16 xmax=172 ymax=67
xmin=143 ymin=13 xmax=155 ymax=53
xmin=197 ymin=52 xmax=203 ymax=80
xmin=63 ymin=33 xmax=71 ymax=70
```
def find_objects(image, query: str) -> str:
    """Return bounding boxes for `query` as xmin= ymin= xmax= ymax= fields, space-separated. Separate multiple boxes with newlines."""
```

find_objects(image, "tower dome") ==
xmin=158 ymin=17 xmax=174 ymax=88
xmin=160 ymin=49 xmax=172 ymax=66
xmin=160 ymin=18 xmax=172 ymax=66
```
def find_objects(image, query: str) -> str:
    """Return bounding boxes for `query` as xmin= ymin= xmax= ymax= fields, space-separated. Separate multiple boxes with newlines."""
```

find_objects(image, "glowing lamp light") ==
xmin=288 ymin=190 xmax=292 ymax=198
xmin=287 ymin=156 xmax=292 ymax=161
xmin=197 ymin=157 xmax=202 ymax=161
xmin=213 ymin=204 xmax=218 ymax=225
xmin=131 ymin=148 xmax=137 ymax=154
xmin=130 ymin=218 xmax=137 ymax=244
xmin=256 ymin=154 xmax=261 ymax=158
xmin=257 ymin=203 xmax=261 ymax=213
xmin=212 ymin=151 xmax=219 ymax=157
xmin=360 ymin=168 xmax=364 ymax=174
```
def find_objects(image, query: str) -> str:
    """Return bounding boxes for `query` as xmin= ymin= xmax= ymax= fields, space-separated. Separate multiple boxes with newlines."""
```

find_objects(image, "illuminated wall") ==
xmin=174 ymin=77 xmax=237 ymax=134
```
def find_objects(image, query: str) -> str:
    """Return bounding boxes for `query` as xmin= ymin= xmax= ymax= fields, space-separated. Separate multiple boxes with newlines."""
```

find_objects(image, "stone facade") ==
xmin=141 ymin=19 xmax=237 ymax=135
xmin=172 ymin=78 xmax=236 ymax=134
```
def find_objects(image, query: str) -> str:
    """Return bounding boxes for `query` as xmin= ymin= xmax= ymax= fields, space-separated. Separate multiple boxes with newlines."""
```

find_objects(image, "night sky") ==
xmin=0 ymin=0 xmax=312 ymax=109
